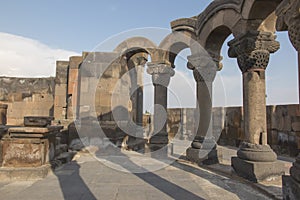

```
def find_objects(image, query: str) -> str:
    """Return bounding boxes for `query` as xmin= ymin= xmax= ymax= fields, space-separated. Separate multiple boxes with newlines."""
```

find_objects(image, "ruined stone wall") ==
xmin=0 ymin=77 xmax=55 ymax=125
xmin=213 ymin=105 xmax=300 ymax=157
xmin=166 ymin=105 xmax=300 ymax=157
xmin=167 ymin=108 xmax=197 ymax=140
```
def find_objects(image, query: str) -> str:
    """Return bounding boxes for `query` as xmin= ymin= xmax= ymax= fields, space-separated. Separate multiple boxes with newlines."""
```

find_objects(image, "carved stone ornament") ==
xmin=276 ymin=0 xmax=300 ymax=51
xmin=228 ymin=31 xmax=280 ymax=73
xmin=147 ymin=63 xmax=175 ymax=87
xmin=187 ymin=54 xmax=217 ymax=82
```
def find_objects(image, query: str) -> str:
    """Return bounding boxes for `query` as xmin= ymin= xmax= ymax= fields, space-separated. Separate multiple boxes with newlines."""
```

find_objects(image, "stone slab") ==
xmin=24 ymin=116 xmax=54 ymax=127
xmin=282 ymin=175 xmax=300 ymax=200
xmin=231 ymin=157 xmax=285 ymax=182
xmin=186 ymin=147 xmax=222 ymax=165
xmin=0 ymin=164 xmax=51 ymax=181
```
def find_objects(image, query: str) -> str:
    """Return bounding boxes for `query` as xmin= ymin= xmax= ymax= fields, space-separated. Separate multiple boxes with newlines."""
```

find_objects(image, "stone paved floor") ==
xmin=0 ymin=146 xmax=276 ymax=200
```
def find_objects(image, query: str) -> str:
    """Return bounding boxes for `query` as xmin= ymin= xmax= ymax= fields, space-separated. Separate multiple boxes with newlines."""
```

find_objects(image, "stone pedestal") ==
xmin=0 ymin=125 xmax=62 ymax=180
xmin=232 ymin=158 xmax=284 ymax=182
xmin=282 ymin=154 xmax=300 ymax=199
xmin=231 ymin=142 xmax=284 ymax=182
xmin=186 ymin=147 xmax=222 ymax=165
xmin=0 ymin=104 xmax=8 ymax=125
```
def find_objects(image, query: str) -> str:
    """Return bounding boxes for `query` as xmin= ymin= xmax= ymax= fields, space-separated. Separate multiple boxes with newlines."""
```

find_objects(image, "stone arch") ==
xmin=240 ymin=0 xmax=282 ymax=33
xmin=114 ymin=36 xmax=157 ymax=61
xmin=242 ymin=0 xmax=281 ymax=20
xmin=196 ymin=0 xmax=243 ymax=38
xmin=158 ymin=32 xmax=195 ymax=67
xmin=158 ymin=18 xmax=198 ymax=67
xmin=195 ymin=1 xmax=240 ymax=69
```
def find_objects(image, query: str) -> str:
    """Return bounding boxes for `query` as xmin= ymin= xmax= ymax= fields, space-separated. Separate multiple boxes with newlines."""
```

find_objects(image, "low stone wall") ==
xmin=214 ymin=105 xmax=300 ymax=157
xmin=167 ymin=108 xmax=196 ymax=140
xmin=0 ymin=77 xmax=55 ymax=125
xmin=167 ymin=105 xmax=300 ymax=157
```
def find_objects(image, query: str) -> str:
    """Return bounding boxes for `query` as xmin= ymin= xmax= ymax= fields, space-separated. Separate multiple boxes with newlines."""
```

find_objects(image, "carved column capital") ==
xmin=228 ymin=31 xmax=280 ymax=73
xmin=276 ymin=0 xmax=300 ymax=51
xmin=130 ymin=55 xmax=148 ymax=67
xmin=147 ymin=62 xmax=175 ymax=87
xmin=187 ymin=54 xmax=217 ymax=82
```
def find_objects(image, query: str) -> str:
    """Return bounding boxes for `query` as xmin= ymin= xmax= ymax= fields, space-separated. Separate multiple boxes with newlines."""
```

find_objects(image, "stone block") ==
xmin=292 ymin=121 xmax=300 ymax=131
xmin=0 ymin=164 xmax=51 ymax=181
xmin=0 ymin=104 xmax=8 ymax=125
xmin=282 ymin=175 xmax=300 ymax=200
xmin=55 ymin=84 xmax=67 ymax=96
xmin=55 ymin=95 xmax=67 ymax=107
xmin=69 ymin=56 xmax=82 ymax=69
xmin=231 ymin=157 xmax=285 ymax=182
xmin=283 ymin=116 xmax=292 ymax=132
xmin=80 ymin=78 xmax=90 ymax=93
xmin=24 ymin=116 xmax=54 ymax=127
xmin=270 ymin=130 xmax=278 ymax=145
xmin=287 ymin=104 xmax=300 ymax=116
xmin=55 ymin=61 xmax=69 ymax=84
xmin=186 ymin=147 xmax=222 ymax=165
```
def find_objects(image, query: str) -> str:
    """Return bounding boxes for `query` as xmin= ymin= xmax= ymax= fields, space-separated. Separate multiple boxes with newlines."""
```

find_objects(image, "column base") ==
xmin=186 ymin=147 xmax=222 ymax=165
xmin=282 ymin=175 xmax=300 ymax=200
xmin=231 ymin=157 xmax=284 ymax=182
xmin=126 ymin=136 xmax=147 ymax=153
xmin=232 ymin=142 xmax=284 ymax=182
xmin=145 ymin=143 xmax=168 ymax=159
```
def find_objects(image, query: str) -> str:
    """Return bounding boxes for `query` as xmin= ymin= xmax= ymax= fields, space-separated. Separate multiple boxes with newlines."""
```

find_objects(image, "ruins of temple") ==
xmin=0 ymin=0 xmax=300 ymax=199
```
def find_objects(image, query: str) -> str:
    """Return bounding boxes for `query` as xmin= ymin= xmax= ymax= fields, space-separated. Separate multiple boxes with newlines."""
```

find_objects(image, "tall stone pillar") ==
xmin=228 ymin=31 xmax=284 ymax=182
xmin=276 ymin=0 xmax=300 ymax=198
xmin=67 ymin=56 xmax=82 ymax=120
xmin=147 ymin=62 xmax=174 ymax=155
xmin=126 ymin=55 xmax=147 ymax=150
xmin=185 ymin=53 xmax=219 ymax=165
xmin=54 ymin=61 xmax=69 ymax=121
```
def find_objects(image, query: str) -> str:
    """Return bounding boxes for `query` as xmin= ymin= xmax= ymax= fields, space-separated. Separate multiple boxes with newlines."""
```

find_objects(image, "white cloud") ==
xmin=0 ymin=32 xmax=79 ymax=77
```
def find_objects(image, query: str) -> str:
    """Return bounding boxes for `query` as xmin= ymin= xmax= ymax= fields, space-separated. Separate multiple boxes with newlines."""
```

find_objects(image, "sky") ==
xmin=0 ymin=0 xmax=298 ymax=110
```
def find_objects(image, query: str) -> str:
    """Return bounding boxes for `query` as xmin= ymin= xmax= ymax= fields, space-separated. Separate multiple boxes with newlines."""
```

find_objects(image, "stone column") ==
xmin=126 ymin=55 xmax=147 ymax=150
xmin=147 ymin=62 xmax=174 ymax=155
xmin=276 ymin=0 xmax=300 ymax=198
xmin=185 ymin=53 xmax=220 ymax=165
xmin=228 ymin=31 xmax=284 ymax=182
xmin=0 ymin=104 xmax=8 ymax=125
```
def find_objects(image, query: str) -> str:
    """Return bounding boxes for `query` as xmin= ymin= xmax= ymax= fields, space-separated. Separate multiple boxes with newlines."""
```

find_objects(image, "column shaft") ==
xmin=146 ymin=62 xmax=174 ymax=153
xmin=153 ymin=84 xmax=168 ymax=137
xmin=243 ymin=70 xmax=267 ymax=145
xmin=195 ymin=81 xmax=213 ymax=140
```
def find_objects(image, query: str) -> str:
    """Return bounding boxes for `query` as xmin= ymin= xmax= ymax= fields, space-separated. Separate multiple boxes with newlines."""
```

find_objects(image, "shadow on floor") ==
xmin=54 ymin=161 xmax=97 ymax=200
xmin=171 ymin=160 xmax=276 ymax=199
xmin=95 ymin=149 xmax=205 ymax=200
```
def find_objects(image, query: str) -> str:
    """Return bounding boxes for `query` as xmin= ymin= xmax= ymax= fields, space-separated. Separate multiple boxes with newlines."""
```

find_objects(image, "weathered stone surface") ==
xmin=1 ymin=126 xmax=61 ymax=168
xmin=55 ymin=61 xmax=69 ymax=84
xmin=186 ymin=147 xmax=222 ymax=165
xmin=0 ymin=104 xmax=8 ymax=125
xmin=282 ymin=175 xmax=300 ymax=200
xmin=0 ymin=77 xmax=54 ymax=126
xmin=0 ymin=164 xmax=51 ymax=181
xmin=237 ymin=142 xmax=277 ymax=162
xmin=24 ymin=116 xmax=54 ymax=127
xmin=231 ymin=157 xmax=285 ymax=182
